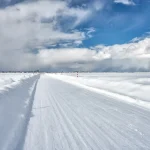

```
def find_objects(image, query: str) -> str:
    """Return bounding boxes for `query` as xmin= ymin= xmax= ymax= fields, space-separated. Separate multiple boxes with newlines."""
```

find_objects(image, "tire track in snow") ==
xmin=23 ymin=75 xmax=150 ymax=150
xmin=48 ymin=93 xmax=79 ymax=150
xmin=55 ymin=86 xmax=136 ymax=150
xmin=56 ymin=86 xmax=150 ymax=149
xmin=51 ymin=93 xmax=93 ymax=150
xmin=55 ymin=92 xmax=109 ymax=150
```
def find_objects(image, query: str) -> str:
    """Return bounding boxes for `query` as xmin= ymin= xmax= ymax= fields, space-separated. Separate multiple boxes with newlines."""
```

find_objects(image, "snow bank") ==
xmin=49 ymin=73 xmax=150 ymax=109
xmin=0 ymin=73 xmax=36 ymax=92
xmin=0 ymin=74 xmax=39 ymax=150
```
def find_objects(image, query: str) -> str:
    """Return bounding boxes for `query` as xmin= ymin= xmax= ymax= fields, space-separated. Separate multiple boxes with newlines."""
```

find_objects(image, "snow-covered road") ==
xmin=23 ymin=74 xmax=150 ymax=150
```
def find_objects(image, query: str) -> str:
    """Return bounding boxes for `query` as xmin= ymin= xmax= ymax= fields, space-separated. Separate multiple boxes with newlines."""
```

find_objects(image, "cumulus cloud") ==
xmin=0 ymin=0 xmax=90 ymax=53
xmin=0 ymin=0 xmax=149 ymax=72
xmin=0 ymin=0 xmax=94 ymax=71
xmin=39 ymin=37 xmax=150 ymax=72
xmin=114 ymin=0 xmax=135 ymax=5
xmin=0 ymin=36 xmax=150 ymax=72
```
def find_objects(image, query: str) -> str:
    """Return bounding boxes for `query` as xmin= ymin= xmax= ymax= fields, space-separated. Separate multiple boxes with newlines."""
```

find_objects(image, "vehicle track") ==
xmin=23 ymin=74 xmax=150 ymax=150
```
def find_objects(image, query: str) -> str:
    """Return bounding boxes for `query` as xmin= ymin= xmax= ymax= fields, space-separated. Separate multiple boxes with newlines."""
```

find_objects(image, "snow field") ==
xmin=23 ymin=74 xmax=150 ymax=150
xmin=50 ymin=72 xmax=150 ymax=109
xmin=0 ymin=73 xmax=150 ymax=150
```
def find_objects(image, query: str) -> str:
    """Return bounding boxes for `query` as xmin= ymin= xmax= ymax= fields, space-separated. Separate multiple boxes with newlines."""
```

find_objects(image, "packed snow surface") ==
xmin=0 ymin=73 xmax=150 ymax=150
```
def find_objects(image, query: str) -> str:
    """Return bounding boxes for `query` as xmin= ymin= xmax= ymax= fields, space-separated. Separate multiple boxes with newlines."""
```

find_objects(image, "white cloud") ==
xmin=0 ymin=0 xmax=89 ymax=53
xmin=0 ymin=0 xmax=149 ymax=72
xmin=114 ymin=0 xmax=135 ymax=5
xmin=0 ymin=37 xmax=150 ymax=72
xmin=34 ymin=37 xmax=150 ymax=72
xmin=93 ymin=0 xmax=104 ymax=11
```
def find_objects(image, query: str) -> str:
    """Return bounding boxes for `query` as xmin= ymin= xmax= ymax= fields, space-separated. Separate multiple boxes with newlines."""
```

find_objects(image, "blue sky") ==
xmin=0 ymin=0 xmax=150 ymax=71
xmin=70 ymin=0 xmax=150 ymax=46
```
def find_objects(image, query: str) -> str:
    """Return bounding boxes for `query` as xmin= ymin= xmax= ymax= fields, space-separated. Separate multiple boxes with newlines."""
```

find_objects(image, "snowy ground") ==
xmin=0 ymin=73 xmax=150 ymax=150
xmin=52 ymin=72 xmax=150 ymax=109
xmin=0 ymin=73 xmax=36 ymax=92
xmin=0 ymin=73 xmax=39 ymax=150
